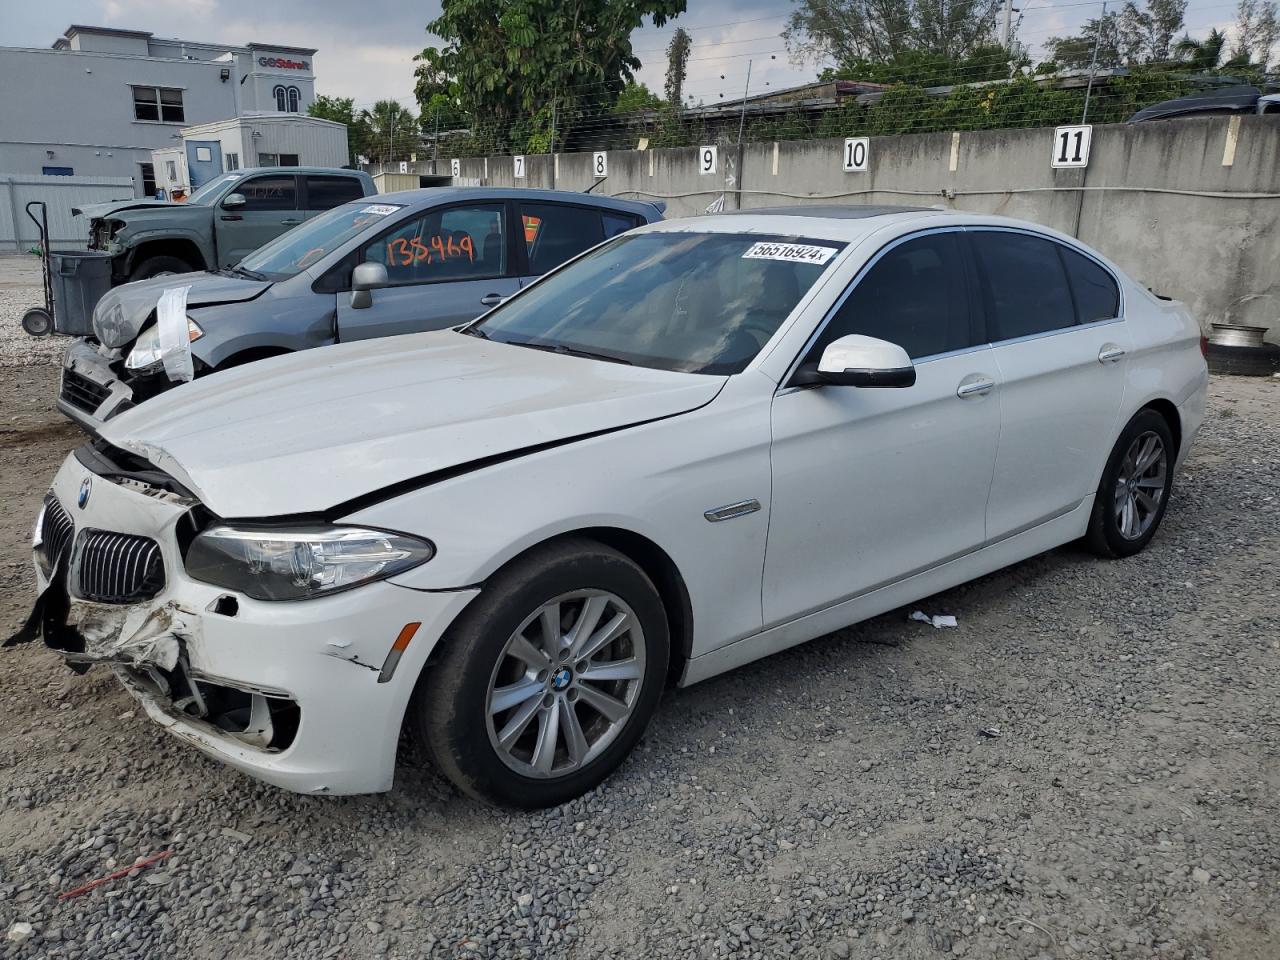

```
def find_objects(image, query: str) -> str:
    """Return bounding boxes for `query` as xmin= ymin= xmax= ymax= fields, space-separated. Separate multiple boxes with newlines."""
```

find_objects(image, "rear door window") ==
xmin=810 ymin=232 xmax=978 ymax=362
xmin=602 ymin=212 xmax=640 ymax=239
xmin=235 ymin=175 xmax=298 ymax=211
xmin=1060 ymin=246 xmax=1121 ymax=323
xmin=304 ymin=176 xmax=365 ymax=211
xmin=363 ymin=203 xmax=507 ymax=285
xmin=519 ymin=202 xmax=606 ymax=274
xmin=971 ymin=231 xmax=1076 ymax=340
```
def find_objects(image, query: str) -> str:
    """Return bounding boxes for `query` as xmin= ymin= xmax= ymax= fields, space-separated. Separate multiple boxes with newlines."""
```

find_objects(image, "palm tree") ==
xmin=1174 ymin=28 xmax=1229 ymax=72
xmin=360 ymin=100 xmax=419 ymax=164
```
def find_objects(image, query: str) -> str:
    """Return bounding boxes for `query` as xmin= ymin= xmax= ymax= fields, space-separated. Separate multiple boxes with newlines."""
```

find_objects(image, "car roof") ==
xmin=636 ymin=205 xmax=956 ymax=242
xmin=230 ymin=166 xmax=369 ymax=177
xmin=369 ymin=186 xmax=662 ymax=218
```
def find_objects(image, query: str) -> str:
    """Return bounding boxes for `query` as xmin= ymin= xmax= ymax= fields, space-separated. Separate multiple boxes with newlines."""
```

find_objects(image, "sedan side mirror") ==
xmin=796 ymin=334 xmax=916 ymax=388
xmin=349 ymin=261 xmax=389 ymax=310
xmin=222 ymin=192 xmax=246 ymax=209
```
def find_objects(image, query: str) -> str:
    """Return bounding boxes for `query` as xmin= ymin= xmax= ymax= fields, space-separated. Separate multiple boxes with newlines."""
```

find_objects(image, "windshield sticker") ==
xmin=742 ymin=241 xmax=838 ymax=265
xmin=360 ymin=204 xmax=402 ymax=216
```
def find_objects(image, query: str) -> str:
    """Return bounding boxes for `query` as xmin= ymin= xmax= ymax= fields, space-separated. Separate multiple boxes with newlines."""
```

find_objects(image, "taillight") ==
xmin=1199 ymin=336 xmax=1209 ymax=357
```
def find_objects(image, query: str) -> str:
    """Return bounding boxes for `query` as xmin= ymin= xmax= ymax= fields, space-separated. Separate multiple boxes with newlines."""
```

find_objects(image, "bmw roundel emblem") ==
xmin=77 ymin=476 xmax=92 ymax=510
xmin=551 ymin=667 xmax=572 ymax=691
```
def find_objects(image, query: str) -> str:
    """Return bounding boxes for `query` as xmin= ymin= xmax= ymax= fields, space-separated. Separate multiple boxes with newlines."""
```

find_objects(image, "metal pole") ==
xmin=736 ymin=60 xmax=753 ymax=146
xmin=1082 ymin=1 xmax=1106 ymax=124
xmin=1000 ymin=0 xmax=1013 ymax=48
xmin=432 ymin=107 xmax=440 ymax=174
xmin=733 ymin=60 xmax=752 ymax=210
xmin=549 ymin=96 xmax=558 ymax=190
xmin=390 ymin=108 xmax=395 ymax=164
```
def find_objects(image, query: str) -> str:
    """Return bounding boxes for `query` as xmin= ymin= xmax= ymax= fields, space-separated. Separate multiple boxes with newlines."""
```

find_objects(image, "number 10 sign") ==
xmin=1051 ymin=125 xmax=1092 ymax=168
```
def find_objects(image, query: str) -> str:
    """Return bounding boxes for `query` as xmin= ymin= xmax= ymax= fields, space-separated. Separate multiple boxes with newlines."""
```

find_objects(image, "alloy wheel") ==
xmin=1114 ymin=430 xmax=1167 ymax=540
xmin=485 ymin=590 xmax=646 ymax=779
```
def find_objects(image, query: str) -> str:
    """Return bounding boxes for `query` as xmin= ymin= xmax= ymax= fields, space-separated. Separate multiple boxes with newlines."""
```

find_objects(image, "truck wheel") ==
xmin=128 ymin=256 xmax=193 ymax=282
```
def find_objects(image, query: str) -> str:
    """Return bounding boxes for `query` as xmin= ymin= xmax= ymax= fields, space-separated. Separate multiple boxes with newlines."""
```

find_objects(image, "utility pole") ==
xmin=549 ymin=96 xmax=558 ymax=190
xmin=1082 ymin=0 xmax=1106 ymax=123
xmin=732 ymin=60 xmax=753 ymax=211
xmin=999 ymin=0 xmax=1013 ymax=48
xmin=432 ymin=106 xmax=440 ymax=175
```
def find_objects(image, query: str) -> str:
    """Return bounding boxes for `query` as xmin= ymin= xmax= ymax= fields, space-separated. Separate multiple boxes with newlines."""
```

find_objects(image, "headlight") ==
xmin=125 ymin=317 xmax=203 ymax=373
xmin=185 ymin=525 xmax=434 ymax=601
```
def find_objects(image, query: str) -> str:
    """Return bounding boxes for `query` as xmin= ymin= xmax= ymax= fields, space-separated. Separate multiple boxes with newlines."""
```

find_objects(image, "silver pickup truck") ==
xmin=75 ymin=167 xmax=376 ymax=284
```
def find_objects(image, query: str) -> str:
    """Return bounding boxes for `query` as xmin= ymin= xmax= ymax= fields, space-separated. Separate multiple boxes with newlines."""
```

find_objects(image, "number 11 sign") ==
xmin=1051 ymin=125 xmax=1092 ymax=168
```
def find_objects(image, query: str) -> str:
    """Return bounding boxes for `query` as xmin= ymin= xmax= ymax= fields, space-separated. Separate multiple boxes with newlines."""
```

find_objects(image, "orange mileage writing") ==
xmin=385 ymin=234 xmax=474 ymax=267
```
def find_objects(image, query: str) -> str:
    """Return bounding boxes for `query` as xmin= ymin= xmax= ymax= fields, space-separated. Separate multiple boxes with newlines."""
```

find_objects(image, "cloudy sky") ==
xmin=4 ymin=0 xmax=1241 ymax=115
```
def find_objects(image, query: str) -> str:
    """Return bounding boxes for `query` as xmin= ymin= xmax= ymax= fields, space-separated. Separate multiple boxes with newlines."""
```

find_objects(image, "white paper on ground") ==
xmin=156 ymin=285 xmax=194 ymax=383
xmin=910 ymin=610 xmax=958 ymax=629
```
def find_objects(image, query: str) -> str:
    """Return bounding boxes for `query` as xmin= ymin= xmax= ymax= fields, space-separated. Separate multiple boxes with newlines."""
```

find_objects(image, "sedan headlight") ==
xmin=185 ymin=525 xmax=434 ymax=601
xmin=125 ymin=318 xmax=204 ymax=373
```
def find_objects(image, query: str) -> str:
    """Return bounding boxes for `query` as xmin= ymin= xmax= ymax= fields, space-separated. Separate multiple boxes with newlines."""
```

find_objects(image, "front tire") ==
xmin=1086 ymin=409 xmax=1176 ymax=558
xmin=412 ymin=539 xmax=669 ymax=808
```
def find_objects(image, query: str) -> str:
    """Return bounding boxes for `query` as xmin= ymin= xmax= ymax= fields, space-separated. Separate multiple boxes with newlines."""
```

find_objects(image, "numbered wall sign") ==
xmin=450 ymin=158 xmax=461 ymax=177
xmin=1051 ymin=125 xmax=1092 ymax=168
xmin=398 ymin=160 xmax=408 ymax=174
xmin=513 ymin=155 xmax=526 ymax=179
xmin=843 ymin=137 xmax=869 ymax=173
xmin=593 ymin=152 xmax=608 ymax=178
xmin=698 ymin=145 xmax=718 ymax=175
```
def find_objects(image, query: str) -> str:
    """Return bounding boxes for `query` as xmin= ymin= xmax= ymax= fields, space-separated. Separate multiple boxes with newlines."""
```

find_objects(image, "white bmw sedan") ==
xmin=13 ymin=207 xmax=1208 ymax=807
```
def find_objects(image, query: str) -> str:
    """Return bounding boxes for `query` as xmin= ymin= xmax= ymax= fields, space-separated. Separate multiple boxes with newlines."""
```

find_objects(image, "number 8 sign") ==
xmin=593 ymin=152 xmax=608 ymax=178
xmin=1051 ymin=125 xmax=1092 ymax=168
xmin=699 ymin=145 xmax=717 ymax=174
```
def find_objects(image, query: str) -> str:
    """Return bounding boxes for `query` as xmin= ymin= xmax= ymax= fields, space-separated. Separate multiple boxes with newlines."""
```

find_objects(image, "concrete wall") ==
xmin=442 ymin=116 xmax=1280 ymax=341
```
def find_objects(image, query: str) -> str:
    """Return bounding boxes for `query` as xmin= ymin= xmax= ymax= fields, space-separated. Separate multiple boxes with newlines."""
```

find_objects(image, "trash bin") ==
xmin=49 ymin=251 xmax=113 ymax=336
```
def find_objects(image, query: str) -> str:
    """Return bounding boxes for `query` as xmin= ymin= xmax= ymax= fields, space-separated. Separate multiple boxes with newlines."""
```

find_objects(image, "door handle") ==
xmin=479 ymin=293 xmax=505 ymax=306
xmin=219 ymin=215 xmax=242 ymax=221
xmin=281 ymin=219 xmax=302 ymax=226
xmin=956 ymin=375 xmax=995 ymax=398
xmin=1098 ymin=344 xmax=1126 ymax=363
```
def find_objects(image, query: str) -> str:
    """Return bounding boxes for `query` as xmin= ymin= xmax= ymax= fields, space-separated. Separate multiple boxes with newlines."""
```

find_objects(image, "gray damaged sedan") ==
xmin=58 ymin=187 xmax=663 ymax=432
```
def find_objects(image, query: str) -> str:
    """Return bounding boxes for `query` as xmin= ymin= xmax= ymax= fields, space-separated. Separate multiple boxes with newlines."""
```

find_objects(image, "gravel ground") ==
xmin=0 ymin=257 xmax=63 ymax=368
xmin=0 ymin=260 xmax=1277 ymax=960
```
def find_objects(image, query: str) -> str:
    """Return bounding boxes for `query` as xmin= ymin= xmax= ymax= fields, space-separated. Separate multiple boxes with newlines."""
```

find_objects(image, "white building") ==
xmin=0 ymin=24 xmax=324 ymax=196
xmin=151 ymin=114 xmax=351 ymax=199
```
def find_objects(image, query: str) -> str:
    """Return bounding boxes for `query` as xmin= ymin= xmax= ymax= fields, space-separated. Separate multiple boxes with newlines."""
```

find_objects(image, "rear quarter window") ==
xmin=1060 ymin=246 xmax=1120 ymax=322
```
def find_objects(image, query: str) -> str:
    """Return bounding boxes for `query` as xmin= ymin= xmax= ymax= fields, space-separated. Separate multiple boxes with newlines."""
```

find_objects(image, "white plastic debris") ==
xmin=157 ymin=284 xmax=195 ymax=383
xmin=909 ymin=610 xmax=958 ymax=629
xmin=6 ymin=923 xmax=33 ymax=943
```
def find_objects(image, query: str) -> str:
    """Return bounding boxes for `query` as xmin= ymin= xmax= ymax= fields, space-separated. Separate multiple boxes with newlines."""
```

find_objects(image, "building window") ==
xmin=279 ymin=153 xmax=300 ymax=166
xmin=165 ymin=160 xmax=177 ymax=180
xmin=132 ymin=86 xmax=184 ymax=123
xmin=42 ymin=166 xmax=74 ymax=176
xmin=139 ymin=162 xmax=156 ymax=197
xmin=287 ymin=86 xmax=300 ymax=113
xmin=274 ymin=85 xmax=286 ymax=112
xmin=225 ymin=153 xmax=240 ymax=171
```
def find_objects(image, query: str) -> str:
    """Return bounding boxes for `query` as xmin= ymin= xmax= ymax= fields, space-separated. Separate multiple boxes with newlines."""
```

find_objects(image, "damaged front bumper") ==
xmin=11 ymin=454 xmax=478 ymax=795
xmin=57 ymin=338 xmax=134 ymax=434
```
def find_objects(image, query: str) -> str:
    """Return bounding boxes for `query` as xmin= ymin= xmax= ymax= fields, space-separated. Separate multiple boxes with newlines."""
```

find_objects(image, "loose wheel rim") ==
xmin=485 ymin=590 xmax=646 ymax=779
xmin=1114 ymin=430 xmax=1167 ymax=540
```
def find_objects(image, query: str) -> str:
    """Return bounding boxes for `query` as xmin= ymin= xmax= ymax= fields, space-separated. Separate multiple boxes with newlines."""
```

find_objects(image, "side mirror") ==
xmin=796 ymin=334 xmax=916 ymax=388
xmin=349 ymin=261 xmax=389 ymax=310
xmin=222 ymin=192 xmax=246 ymax=209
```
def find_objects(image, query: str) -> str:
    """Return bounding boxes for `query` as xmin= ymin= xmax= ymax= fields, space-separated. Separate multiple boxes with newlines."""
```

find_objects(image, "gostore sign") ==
xmin=258 ymin=56 xmax=310 ymax=70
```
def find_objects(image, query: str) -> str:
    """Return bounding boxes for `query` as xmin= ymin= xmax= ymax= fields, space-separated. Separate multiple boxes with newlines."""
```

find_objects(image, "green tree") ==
xmin=416 ymin=0 xmax=686 ymax=153
xmin=1173 ymin=27 xmax=1229 ymax=71
xmin=1047 ymin=0 xmax=1188 ymax=68
xmin=360 ymin=100 xmax=418 ymax=164
xmin=612 ymin=82 xmax=664 ymax=114
xmin=665 ymin=27 xmax=692 ymax=108
xmin=784 ymin=0 xmax=1000 ymax=67
xmin=307 ymin=95 xmax=370 ymax=165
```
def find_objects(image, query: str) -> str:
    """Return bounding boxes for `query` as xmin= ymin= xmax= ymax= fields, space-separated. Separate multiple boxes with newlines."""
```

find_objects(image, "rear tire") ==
xmin=1086 ymin=409 xmax=1176 ymax=559
xmin=1205 ymin=341 xmax=1280 ymax=377
xmin=128 ymin=255 xmax=194 ymax=282
xmin=412 ymin=538 xmax=669 ymax=808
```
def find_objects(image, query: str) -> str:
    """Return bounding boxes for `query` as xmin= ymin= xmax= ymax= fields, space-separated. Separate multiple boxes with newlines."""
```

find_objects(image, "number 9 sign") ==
xmin=699 ymin=145 xmax=717 ymax=175
xmin=593 ymin=152 xmax=608 ymax=178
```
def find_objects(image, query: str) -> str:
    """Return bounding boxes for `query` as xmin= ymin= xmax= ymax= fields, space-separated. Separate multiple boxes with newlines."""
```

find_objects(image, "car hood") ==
xmin=73 ymin=199 xmax=196 ymax=219
xmin=93 ymin=272 xmax=272 ymax=347
xmin=101 ymin=332 xmax=726 ymax=518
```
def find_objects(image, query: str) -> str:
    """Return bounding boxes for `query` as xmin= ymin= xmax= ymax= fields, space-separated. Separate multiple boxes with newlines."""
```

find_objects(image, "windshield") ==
xmin=238 ymin=202 xmax=404 ymax=279
xmin=186 ymin=174 xmax=243 ymax=206
xmin=471 ymin=232 xmax=845 ymax=374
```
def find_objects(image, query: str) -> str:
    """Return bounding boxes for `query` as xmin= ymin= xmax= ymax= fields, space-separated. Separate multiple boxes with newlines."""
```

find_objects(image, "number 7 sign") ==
xmin=1051 ymin=125 xmax=1092 ymax=168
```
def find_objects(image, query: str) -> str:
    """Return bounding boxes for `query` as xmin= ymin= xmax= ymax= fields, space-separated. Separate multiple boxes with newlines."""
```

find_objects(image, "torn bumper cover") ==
xmin=8 ymin=452 xmax=478 ymax=795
